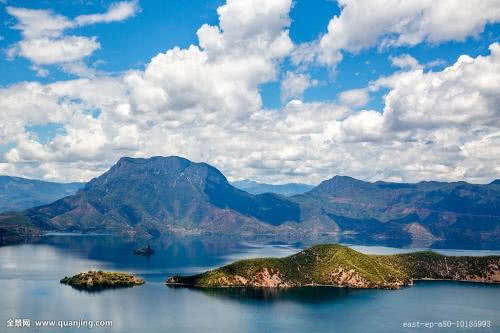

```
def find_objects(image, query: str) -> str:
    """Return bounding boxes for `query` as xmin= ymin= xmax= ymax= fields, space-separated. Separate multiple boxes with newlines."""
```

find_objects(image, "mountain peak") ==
xmin=312 ymin=175 xmax=370 ymax=194
xmin=330 ymin=175 xmax=360 ymax=183
xmin=117 ymin=155 xmax=190 ymax=164
xmin=86 ymin=156 xmax=193 ymax=188
xmin=114 ymin=155 xmax=192 ymax=171
xmin=15 ymin=155 xmax=300 ymax=236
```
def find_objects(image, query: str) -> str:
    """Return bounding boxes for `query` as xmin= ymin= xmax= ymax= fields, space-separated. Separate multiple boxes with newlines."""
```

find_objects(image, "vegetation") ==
xmin=167 ymin=244 xmax=500 ymax=289
xmin=61 ymin=271 xmax=144 ymax=290
xmin=2 ymin=156 xmax=500 ymax=243
xmin=0 ymin=213 xmax=42 ymax=246
xmin=387 ymin=251 xmax=499 ymax=281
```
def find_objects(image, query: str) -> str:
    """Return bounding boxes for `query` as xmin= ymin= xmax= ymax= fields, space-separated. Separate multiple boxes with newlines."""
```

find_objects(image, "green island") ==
xmin=61 ymin=271 xmax=145 ymax=290
xmin=166 ymin=244 xmax=500 ymax=289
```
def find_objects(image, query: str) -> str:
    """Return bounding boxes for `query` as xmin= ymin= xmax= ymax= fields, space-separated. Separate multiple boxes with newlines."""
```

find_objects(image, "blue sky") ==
xmin=0 ymin=0 xmax=499 ymax=184
xmin=2 ymin=0 xmax=497 ymax=108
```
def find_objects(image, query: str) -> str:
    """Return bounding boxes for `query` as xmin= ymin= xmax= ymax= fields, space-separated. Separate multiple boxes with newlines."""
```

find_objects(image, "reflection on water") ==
xmin=173 ymin=286 xmax=360 ymax=304
xmin=0 ymin=234 xmax=499 ymax=333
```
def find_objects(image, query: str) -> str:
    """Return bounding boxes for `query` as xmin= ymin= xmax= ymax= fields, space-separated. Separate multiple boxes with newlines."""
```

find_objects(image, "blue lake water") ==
xmin=0 ymin=235 xmax=499 ymax=332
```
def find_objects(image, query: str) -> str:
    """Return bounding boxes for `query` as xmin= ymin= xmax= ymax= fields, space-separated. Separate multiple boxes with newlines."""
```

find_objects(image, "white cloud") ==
xmin=340 ymin=110 xmax=384 ymax=142
xmin=5 ymin=2 xmax=138 ymax=71
xmin=0 ymin=0 xmax=298 ymax=182
xmin=60 ymin=61 xmax=101 ymax=78
xmin=6 ymin=7 xmax=73 ymax=39
xmin=425 ymin=59 xmax=447 ymax=69
xmin=338 ymin=88 xmax=369 ymax=107
xmin=294 ymin=0 xmax=500 ymax=68
xmin=15 ymin=36 xmax=100 ymax=65
xmin=0 ymin=1 xmax=499 ymax=186
xmin=389 ymin=54 xmax=421 ymax=70
xmin=74 ymin=1 xmax=139 ymax=26
xmin=372 ymin=43 xmax=500 ymax=132
xmin=30 ymin=65 xmax=49 ymax=77
xmin=280 ymin=71 xmax=317 ymax=102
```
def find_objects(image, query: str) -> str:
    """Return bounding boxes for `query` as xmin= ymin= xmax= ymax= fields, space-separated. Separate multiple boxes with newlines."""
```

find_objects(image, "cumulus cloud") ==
xmin=389 ymin=54 xmax=421 ymax=70
xmin=280 ymin=71 xmax=317 ymax=102
xmin=5 ymin=2 xmax=138 ymax=72
xmin=339 ymin=110 xmax=384 ymax=142
xmin=338 ymin=88 xmax=369 ymax=107
xmin=425 ymin=59 xmax=447 ymax=69
xmin=372 ymin=43 xmax=500 ymax=132
xmin=293 ymin=0 xmax=500 ymax=68
xmin=13 ymin=36 xmax=100 ymax=65
xmin=0 ymin=0 xmax=499 ymax=186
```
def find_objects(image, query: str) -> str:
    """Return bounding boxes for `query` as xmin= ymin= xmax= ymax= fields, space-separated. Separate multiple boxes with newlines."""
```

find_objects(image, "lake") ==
xmin=0 ymin=235 xmax=499 ymax=332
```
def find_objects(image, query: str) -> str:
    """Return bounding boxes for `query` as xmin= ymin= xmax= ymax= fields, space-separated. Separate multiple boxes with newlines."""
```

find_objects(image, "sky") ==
xmin=0 ymin=0 xmax=499 ymax=185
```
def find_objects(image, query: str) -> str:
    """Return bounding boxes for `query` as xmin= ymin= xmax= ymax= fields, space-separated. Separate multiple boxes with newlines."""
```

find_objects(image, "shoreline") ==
xmin=166 ymin=278 xmax=500 ymax=289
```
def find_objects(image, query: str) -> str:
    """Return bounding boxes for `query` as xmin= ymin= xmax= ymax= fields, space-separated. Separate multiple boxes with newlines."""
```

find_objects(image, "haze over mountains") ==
xmin=0 ymin=174 xmax=310 ymax=213
xmin=231 ymin=180 xmax=314 ymax=196
xmin=0 ymin=176 xmax=83 ymax=213
xmin=1 ymin=156 xmax=499 ymax=245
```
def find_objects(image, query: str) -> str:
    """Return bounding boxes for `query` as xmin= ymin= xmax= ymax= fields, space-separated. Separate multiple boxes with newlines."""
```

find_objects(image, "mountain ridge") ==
xmin=231 ymin=179 xmax=314 ymax=196
xmin=4 ymin=156 xmax=301 ymax=241
xmin=0 ymin=176 xmax=83 ymax=213
xmin=1 ymin=156 xmax=500 ymax=245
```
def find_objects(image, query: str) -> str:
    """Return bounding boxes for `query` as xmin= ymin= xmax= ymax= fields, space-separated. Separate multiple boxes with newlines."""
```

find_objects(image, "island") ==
xmin=61 ymin=271 xmax=145 ymax=290
xmin=134 ymin=245 xmax=155 ymax=256
xmin=166 ymin=244 xmax=500 ymax=289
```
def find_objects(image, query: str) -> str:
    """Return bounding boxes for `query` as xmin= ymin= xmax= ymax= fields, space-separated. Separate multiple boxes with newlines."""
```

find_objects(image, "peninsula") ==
xmin=166 ymin=244 xmax=500 ymax=289
xmin=61 ymin=271 xmax=145 ymax=290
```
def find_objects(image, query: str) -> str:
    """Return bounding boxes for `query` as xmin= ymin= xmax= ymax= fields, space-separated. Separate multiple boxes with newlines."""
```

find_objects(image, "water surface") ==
xmin=0 ymin=235 xmax=499 ymax=332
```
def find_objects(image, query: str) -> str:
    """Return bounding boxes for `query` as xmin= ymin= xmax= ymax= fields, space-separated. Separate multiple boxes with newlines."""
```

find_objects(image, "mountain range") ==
xmin=231 ymin=180 xmax=314 ymax=196
xmin=1 ymin=156 xmax=499 ymax=245
xmin=0 ymin=176 xmax=83 ymax=213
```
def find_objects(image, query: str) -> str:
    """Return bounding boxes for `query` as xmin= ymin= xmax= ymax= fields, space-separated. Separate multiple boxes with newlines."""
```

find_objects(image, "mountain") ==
xmin=1 ymin=156 xmax=500 ymax=245
xmin=166 ymin=244 xmax=500 ymax=289
xmin=231 ymin=179 xmax=314 ymax=196
xmin=1 ymin=156 xmax=301 ymax=239
xmin=294 ymin=175 xmax=500 ymax=243
xmin=0 ymin=176 xmax=83 ymax=213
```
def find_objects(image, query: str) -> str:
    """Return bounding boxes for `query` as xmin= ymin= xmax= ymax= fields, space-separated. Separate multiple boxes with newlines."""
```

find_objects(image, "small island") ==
xmin=61 ymin=271 xmax=145 ymax=290
xmin=166 ymin=244 xmax=500 ymax=289
xmin=134 ymin=245 xmax=155 ymax=256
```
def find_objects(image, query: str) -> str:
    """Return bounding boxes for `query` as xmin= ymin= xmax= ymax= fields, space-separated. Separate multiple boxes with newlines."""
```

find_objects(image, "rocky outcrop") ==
xmin=324 ymin=267 xmax=409 ymax=289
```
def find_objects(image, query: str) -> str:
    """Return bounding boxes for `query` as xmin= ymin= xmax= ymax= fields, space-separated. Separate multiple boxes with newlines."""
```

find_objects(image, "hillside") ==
xmin=293 ymin=176 xmax=500 ymax=243
xmin=231 ymin=180 xmax=314 ymax=196
xmin=3 ymin=156 xmax=301 ymax=239
xmin=0 ymin=176 xmax=83 ymax=213
xmin=166 ymin=244 xmax=500 ymax=289
xmin=1 ymin=156 xmax=500 ymax=245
